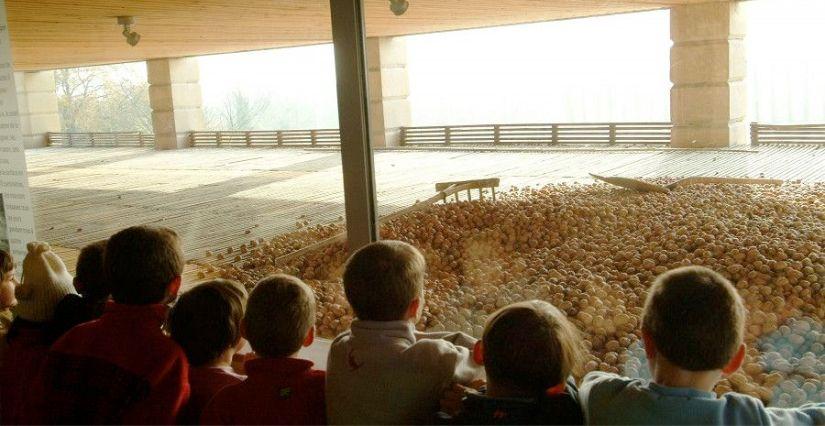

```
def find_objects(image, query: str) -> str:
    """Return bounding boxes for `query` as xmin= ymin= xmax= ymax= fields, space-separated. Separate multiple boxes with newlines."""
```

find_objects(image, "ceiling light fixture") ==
xmin=117 ymin=16 xmax=141 ymax=47
xmin=389 ymin=0 xmax=409 ymax=16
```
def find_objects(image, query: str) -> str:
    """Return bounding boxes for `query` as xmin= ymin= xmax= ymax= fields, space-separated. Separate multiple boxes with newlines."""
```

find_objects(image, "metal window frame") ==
xmin=329 ymin=0 xmax=380 ymax=251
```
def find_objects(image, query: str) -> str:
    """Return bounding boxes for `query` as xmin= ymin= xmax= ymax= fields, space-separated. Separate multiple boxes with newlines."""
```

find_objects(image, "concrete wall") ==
xmin=147 ymin=57 xmax=205 ymax=150
xmin=367 ymin=37 xmax=411 ymax=148
xmin=15 ymin=71 xmax=60 ymax=148
xmin=670 ymin=2 xmax=748 ymax=148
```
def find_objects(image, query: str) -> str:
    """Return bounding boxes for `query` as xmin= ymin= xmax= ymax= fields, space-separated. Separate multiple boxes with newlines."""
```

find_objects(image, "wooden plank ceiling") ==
xmin=7 ymin=0 xmax=725 ymax=71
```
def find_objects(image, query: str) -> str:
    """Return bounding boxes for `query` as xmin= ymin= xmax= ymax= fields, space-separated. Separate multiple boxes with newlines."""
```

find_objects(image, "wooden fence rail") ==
xmin=400 ymin=122 xmax=673 ymax=146
xmin=48 ymin=132 xmax=154 ymax=147
xmin=47 ymin=123 xmax=825 ymax=149
xmin=189 ymin=129 xmax=341 ymax=147
xmin=750 ymin=123 xmax=825 ymax=146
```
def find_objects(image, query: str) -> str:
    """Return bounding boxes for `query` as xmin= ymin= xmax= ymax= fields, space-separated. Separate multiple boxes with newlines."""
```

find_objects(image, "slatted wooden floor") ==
xmin=25 ymin=145 xmax=825 ymax=277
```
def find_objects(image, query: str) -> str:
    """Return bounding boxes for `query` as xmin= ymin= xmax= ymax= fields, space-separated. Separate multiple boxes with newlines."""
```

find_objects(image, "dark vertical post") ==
xmin=330 ymin=0 xmax=379 ymax=250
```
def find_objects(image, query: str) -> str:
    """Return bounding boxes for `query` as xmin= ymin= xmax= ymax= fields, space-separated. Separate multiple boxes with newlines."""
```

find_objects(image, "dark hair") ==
xmin=245 ymin=274 xmax=315 ymax=358
xmin=483 ymin=300 xmax=585 ymax=395
xmin=0 ymin=249 xmax=13 ymax=282
xmin=343 ymin=240 xmax=425 ymax=321
xmin=75 ymin=240 xmax=109 ymax=300
xmin=106 ymin=226 xmax=184 ymax=305
xmin=642 ymin=266 xmax=746 ymax=371
xmin=168 ymin=279 xmax=247 ymax=366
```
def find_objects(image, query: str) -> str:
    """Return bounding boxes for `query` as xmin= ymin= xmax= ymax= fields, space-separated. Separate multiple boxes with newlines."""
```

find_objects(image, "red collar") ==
xmin=102 ymin=303 xmax=168 ymax=326
xmin=244 ymin=357 xmax=315 ymax=379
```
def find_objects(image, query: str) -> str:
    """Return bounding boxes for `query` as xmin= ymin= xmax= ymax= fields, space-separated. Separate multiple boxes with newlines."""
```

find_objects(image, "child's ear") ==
xmin=472 ymin=340 xmax=484 ymax=365
xmin=642 ymin=330 xmax=657 ymax=360
xmin=303 ymin=326 xmax=315 ymax=347
xmin=722 ymin=343 xmax=746 ymax=376
xmin=405 ymin=297 xmax=421 ymax=320
xmin=166 ymin=276 xmax=182 ymax=298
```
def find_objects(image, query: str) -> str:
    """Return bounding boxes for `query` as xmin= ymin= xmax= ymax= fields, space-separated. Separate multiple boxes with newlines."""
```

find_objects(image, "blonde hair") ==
xmin=483 ymin=300 xmax=585 ymax=394
xmin=245 ymin=274 xmax=315 ymax=358
xmin=642 ymin=266 xmax=746 ymax=371
xmin=343 ymin=240 xmax=426 ymax=321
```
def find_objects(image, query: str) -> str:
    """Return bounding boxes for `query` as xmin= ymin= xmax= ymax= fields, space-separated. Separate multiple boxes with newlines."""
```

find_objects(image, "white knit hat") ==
xmin=13 ymin=242 xmax=76 ymax=323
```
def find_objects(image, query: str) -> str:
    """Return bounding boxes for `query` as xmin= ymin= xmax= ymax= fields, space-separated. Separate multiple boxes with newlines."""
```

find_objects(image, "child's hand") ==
xmin=231 ymin=352 xmax=257 ymax=375
xmin=439 ymin=381 xmax=486 ymax=418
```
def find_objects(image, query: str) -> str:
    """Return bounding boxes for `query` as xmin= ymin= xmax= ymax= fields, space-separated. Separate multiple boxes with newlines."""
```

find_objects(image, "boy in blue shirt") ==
xmin=579 ymin=266 xmax=824 ymax=425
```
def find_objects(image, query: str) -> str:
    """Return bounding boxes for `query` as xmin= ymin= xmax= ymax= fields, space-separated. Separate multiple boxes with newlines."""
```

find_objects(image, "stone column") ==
xmin=15 ymin=71 xmax=60 ymax=148
xmin=670 ymin=2 xmax=747 ymax=148
xmin=367 ymin=37 xmax=411 ymax=148
xmin=147 ymin=57 xmax=204 ymax=150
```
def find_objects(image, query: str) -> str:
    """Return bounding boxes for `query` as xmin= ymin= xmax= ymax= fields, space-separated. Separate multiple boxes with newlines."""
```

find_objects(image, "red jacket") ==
xmin=30 ymin=303 xmax=190 ymax=424
xmin=0 ymin=320 xmax=51 ymax=424
xmin=177 ymin=366 xmax=244 ymax=425
xmin=201 ymin=357 xmax=326 ymax=425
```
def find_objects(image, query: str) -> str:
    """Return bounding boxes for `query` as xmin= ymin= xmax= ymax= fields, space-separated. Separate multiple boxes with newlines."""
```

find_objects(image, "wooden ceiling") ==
xmin=7 ymin=0 xmax=727 ymax=71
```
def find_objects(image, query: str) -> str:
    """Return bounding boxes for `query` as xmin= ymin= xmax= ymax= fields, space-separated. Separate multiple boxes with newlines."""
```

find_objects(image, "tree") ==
xmin=55 ymin=64 xmax=152 ymax=133
xmin=206 ymin=89 xmax=271 ymax=130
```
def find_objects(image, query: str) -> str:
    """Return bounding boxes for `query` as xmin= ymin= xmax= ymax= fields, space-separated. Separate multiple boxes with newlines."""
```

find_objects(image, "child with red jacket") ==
xmin=167 ymin=279 xmax=248 ymax=424
xmin=31 ymin=226 xmax=190 ymax=424
xmin=201 ymin=274 xmax=326 ymax=425
xmin=1 ymin=242 xmax=77 ymax=424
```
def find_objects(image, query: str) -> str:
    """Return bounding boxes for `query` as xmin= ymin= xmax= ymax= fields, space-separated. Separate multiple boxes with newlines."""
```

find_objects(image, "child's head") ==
xmin=14 ymin=242 xmax=76 ymax=323
xmin=476 ymin=300 xmax=585 ymax=396
xmin=243 ymin=274 xmax=315 ymax=358
xmin=1 ymin=249 xmax=14 ymax=284
xmin=343 ymin=240 xmax=426 ymax=322
xmin=74 ymin=240 xmax=109 ymax=301
xmin=642 ymin=266 xmax=746 ymax=374
xmin=168 ymin=279 xmax=248 ymax=367
xmin=106 ymin=226 xmax=184 ymax=305
xmin=1 ymin=249 xmax=17 ymax=309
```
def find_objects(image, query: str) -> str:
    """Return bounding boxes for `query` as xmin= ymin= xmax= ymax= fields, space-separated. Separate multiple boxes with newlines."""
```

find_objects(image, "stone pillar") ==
xmin=147 ymin=57 xmax=204 ymax=150
xmin=670 ymin=2 xmax=747 ymax=148
xmin=15 ymin=71 xmax=60 ymax=148
xmin=367 ymin=37 xmax=411 ymax=148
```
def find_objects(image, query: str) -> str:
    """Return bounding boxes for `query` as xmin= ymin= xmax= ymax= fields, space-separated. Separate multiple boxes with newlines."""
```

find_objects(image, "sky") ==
xmin=120 ymin=0 xmax=825 ymax=129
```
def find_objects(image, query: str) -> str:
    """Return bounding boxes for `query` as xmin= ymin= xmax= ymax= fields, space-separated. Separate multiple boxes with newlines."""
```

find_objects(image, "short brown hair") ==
xmin=342 ymin=240 xmax=425 ymax=321
xmin=642 ymin=266 xmax=746 ymax=371
xmin=168 ymin=279 xmax=247 ymax=366
xmin=245 ymin=274 xmax=315 ymax=358
xmin=0 ymin=249 xmax=13 ymax=282
xmin=106 ymin=226 xmax=184 ymax=305
xmin=483 ymin=300 xmax=585 ymax=394
xmin=75 ymin=240 xmax=109 ymax=300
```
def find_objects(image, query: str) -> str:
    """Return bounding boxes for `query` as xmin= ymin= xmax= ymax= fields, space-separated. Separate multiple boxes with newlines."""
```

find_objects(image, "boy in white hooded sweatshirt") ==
xmin=326 ymin=240 xmax=484 ymax=424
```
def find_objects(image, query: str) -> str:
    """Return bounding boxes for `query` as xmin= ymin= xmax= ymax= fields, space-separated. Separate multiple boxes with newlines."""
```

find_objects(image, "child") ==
xmin=0 ymin=249 xmax=17 ymax=328
xmin=49 ymin=239 xmax=110 ymax=340
xmin=201 ymin=274 xmax=326 ymax=425
xmin=168 ymin=279 xmax=248 ymax=424
xmin=31 ymin=226 xmax=190 ymax=424
xmin=326 ymin=240 xmax=484 ymax=424
xmin=579 ymin=266 xmax=825 ymax=425
xmin=0 ymin=242 xmax=77 ymax=424
xmin=439 ymin=300 xmax=584 ymax=425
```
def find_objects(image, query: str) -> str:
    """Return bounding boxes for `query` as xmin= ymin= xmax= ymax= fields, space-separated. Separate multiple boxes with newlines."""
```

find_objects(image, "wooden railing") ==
xmin=47 ymin=123 xmax=825 ymax=149
xmin=750 ymin=123 xmax=825 ymax=146
xmin=400 ymin=122 xmax=673 ymax=146
xmin=189 ymin=129 xmax=341 ymax=147
xmin=48 ymin=132 xmax=154 ymax=147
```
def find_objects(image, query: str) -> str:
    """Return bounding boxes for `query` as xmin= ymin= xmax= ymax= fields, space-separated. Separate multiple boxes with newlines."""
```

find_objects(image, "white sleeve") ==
xmin=414 ymin=330 xmax=477 ymax=350
xmin=764 ymin=403 xmax=825 ymax=426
